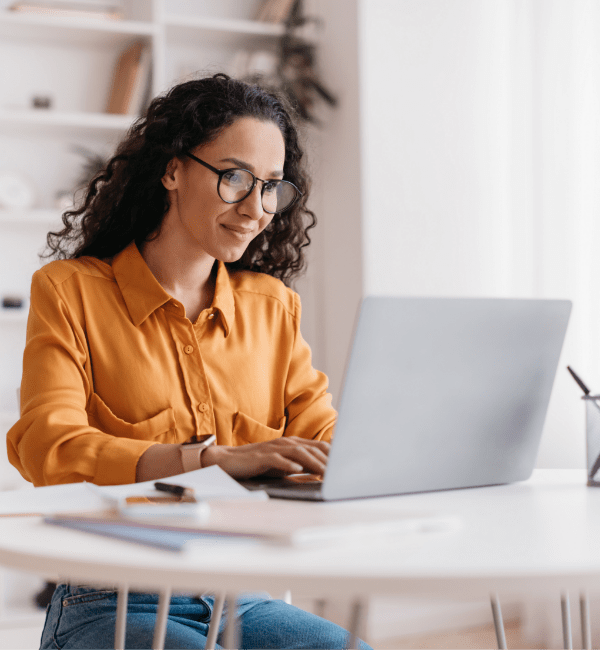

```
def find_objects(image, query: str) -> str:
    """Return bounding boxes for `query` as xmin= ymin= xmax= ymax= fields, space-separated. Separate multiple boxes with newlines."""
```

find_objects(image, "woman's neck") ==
xmin=140 ymin=230 xmax=217 ymax=322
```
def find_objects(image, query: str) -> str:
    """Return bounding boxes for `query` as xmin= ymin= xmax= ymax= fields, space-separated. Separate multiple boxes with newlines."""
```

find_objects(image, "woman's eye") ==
xmin=223 ymin=171 xmax=243 ymax=185
xmin=263 ymin=181 xmax=279 ymax=194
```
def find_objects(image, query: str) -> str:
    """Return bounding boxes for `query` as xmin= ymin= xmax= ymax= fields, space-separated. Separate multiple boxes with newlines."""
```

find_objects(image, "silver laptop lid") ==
xmin=321 ymin=297 xmax=571 ymax=501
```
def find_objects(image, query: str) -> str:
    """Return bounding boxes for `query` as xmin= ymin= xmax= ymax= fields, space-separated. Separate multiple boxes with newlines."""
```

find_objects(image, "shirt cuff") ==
xmin=95 ymin=437 xmax=158 ymax=485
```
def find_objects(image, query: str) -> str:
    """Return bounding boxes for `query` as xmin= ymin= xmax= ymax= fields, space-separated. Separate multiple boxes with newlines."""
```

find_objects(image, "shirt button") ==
xmin=198 ymin=402 xmax=209 ymax=413
xmin=184 ymin=345 xmax=194 ymax=354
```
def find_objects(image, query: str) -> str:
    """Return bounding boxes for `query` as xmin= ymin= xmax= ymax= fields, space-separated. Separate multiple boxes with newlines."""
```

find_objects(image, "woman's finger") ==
xmin=281 ymin=446 xmax=327 ymax=474
xmin=290 ymin=445 xmax=329 ymax=468
xmin=264 ymin=453 xmax=304 ymax=475
xmin=291 ymin=438 xmax=331 ymax=455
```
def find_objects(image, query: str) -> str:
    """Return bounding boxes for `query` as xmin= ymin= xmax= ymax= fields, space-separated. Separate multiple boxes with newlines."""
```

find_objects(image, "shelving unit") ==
xmin=0 ymin=410 xmax=19 ymax=425
xmin=0 ymin=11 xmax=156 ymax=45
xmin=0 ymin=312 xmax=28 ymax=324
xmin=0 ymin=569 xmax=46 ymax=650
xmin=165 ymin=14 xmax=285 ymax=37
xmin=0 ymin=208 xmax=61 ymax=225
xmin=164 ymin=15 xmax=284 ymax=50
xmin=0 ymin=0 xmax=297 ymax=636
xmin=0 ymin=108 xmax=136 ymax=137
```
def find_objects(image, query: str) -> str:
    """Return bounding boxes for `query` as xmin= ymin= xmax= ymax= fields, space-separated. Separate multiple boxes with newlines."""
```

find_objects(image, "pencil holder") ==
xmin=583 ymin=395 xmax=600 ymax=486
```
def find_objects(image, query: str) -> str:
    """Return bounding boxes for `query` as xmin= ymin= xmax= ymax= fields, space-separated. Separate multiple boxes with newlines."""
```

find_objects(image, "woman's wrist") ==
xmin=136 ymin=443 xmax=231 ymax=483
xmin=200 ymin=444 xmax=228 ymax=470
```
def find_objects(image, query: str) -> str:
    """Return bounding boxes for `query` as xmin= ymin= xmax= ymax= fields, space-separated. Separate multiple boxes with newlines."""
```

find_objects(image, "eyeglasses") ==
xmin=185 ymin=152 xmax=302 ymax=214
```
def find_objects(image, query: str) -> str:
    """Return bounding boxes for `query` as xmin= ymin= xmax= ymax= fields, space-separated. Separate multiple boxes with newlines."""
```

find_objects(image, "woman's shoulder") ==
xmin=35 ymin=256 xmax=113 ymax=287
xmin=227 ymin=269 xmax=298 ymax=316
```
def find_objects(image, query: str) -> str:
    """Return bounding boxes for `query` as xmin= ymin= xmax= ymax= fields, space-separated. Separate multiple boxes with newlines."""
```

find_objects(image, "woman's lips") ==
xmin=221 ymin=224 xmax=254 ymax=240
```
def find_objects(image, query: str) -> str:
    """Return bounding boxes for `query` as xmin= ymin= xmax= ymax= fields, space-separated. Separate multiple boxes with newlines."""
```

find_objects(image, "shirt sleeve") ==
xmin=282 ymin=291 xmax=337 ymax=442
xmin=6 ymin=270 xmax=156 ymax=487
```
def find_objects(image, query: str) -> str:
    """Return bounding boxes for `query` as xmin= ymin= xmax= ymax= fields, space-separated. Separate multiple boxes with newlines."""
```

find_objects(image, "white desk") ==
xmin=0 ymin=469 xmax=598 ymax=648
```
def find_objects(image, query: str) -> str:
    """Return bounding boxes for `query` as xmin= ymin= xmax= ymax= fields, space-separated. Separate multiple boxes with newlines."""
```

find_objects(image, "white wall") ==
xmin=302 ymin=0 xmax=363 ymax=405
xmin=359 ymin=0 xmax=501 ymax=297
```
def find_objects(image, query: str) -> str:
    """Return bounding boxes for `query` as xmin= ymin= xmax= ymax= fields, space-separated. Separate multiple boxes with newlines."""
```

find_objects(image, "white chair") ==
xmin=490 ymin=592 xmax=592 ymax=650
xmin=113 ymin=587 xmax=368 ymax=650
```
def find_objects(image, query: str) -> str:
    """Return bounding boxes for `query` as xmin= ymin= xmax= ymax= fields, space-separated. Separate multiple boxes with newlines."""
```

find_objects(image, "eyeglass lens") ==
xmin=219 ymin=170 xmax=297 ymax=213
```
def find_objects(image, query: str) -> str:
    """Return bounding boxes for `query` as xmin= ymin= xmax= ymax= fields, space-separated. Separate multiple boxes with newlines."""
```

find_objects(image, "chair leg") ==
xmin=114 ymin=585 xmax=129 ymax=650
xmin=346 ymin=598 xmax=367 ymax=650
xmin=222 ymin=593 xmax=240 ymax=650
xmin=314 ymin=598 xmax=327 ymax=619
xmin=206 ymin=593 xmax=225 ymax=650
xmin=580 ymin=591 xmax=592 ymax=650
xmin=561 ymin=592 xmax=572 ymax=650
xmin=490 ymin=593 xmax=507 ymax=649
xmin=152 ymin=587 xmax=172 ymax=650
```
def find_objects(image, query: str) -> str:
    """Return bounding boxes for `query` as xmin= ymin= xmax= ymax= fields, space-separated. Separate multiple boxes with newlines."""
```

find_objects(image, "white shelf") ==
xmin=0 ymin=574 xmax=47 ymax=630
xmin=166 ymin=14 xmax=285 ymax=37
xmin=0 ymin=209 xmax=62 ymax=225
xmin=0 ymin=311 xmax=27 ymax=325
xmin=0 ymin=109 xmax=136 ymax=138
xmin=0 ymin=610 xmax=46 ymax=630
xmin=0 ymin=411 xmax=19 ymax=424
xmin=0 ymin=11 xmax=156 ymax=47
xmin=164 ymin=14 xmax=285 ymax=48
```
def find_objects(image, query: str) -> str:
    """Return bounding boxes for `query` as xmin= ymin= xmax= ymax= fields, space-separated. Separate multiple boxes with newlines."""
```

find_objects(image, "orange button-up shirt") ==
xmin=7 ymin=241 xmax=336 ymax=487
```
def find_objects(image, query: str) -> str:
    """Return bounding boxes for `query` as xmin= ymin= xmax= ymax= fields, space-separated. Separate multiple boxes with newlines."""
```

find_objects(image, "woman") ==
xmin=7 ymin=74 xmax=372 ymax=649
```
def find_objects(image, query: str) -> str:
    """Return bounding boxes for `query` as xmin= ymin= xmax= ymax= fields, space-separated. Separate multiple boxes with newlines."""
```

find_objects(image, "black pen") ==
xmin=567 ymin=366 xmax=591 ymax=396
xmin=567 ymin=367 xmax=600 ymax=482
xmin=154 ymin=482 xmax=190 ymax=497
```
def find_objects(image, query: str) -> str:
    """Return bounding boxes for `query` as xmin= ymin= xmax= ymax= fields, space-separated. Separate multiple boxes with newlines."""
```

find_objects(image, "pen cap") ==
xmin=584 ymin=397 xmax=600 ymax=485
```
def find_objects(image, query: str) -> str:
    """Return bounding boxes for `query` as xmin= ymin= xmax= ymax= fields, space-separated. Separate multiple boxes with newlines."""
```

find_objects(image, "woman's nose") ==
xmin=239 ymin=184 xmax=264 ymax=220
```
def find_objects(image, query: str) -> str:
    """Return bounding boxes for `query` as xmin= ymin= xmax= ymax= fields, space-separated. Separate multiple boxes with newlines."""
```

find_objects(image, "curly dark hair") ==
xmin=45 ymin=73 xmax=316 ymax=286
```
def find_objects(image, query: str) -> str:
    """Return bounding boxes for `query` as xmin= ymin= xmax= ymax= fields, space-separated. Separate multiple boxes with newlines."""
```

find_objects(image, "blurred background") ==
xmin=0 ymin=0 xmax=599 ymax=647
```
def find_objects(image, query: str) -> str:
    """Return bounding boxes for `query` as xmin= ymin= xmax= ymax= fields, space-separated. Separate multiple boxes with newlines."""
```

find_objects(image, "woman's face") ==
xmin=161 ymin=116 xmax=286 ymax=264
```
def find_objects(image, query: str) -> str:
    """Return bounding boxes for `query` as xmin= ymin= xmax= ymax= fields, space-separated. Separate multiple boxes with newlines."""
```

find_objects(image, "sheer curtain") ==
xmin=356 ymin=0 xmax=600 ymax=469
xmin=494 ymin=0 xmax=600 ymax=469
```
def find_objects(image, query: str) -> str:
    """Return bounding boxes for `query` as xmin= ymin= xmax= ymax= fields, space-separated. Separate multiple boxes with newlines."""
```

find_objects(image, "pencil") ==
xmin=567 ymin=366 xmax=591 ymax=396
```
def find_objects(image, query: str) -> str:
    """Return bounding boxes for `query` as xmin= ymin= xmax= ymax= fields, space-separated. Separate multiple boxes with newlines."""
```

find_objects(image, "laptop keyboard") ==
xmin=238 ymin=475 xmax=323 ymax=499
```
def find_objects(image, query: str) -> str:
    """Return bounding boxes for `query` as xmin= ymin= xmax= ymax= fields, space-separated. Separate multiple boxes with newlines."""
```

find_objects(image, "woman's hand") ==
xmin=201 ymin=437 xmax=330 ymax=480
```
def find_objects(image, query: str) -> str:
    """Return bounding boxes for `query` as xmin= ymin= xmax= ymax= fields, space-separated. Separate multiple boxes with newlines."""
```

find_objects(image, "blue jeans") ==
xmin=40 ymin=584 xmax=373 ymax=649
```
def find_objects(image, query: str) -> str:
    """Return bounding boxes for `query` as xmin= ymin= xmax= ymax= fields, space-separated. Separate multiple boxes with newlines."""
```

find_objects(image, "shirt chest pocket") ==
xmin=88 ymin=393 xmax=176 ymax=443
xmin=232 ymin=411 xmax=286 ymax=446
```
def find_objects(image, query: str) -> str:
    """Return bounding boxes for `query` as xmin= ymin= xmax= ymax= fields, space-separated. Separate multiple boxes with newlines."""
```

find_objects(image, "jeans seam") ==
xmin=50 ymin=594 xmax=64 ymax=650
xmin=61 ymin=590 xmax=116 ymax=606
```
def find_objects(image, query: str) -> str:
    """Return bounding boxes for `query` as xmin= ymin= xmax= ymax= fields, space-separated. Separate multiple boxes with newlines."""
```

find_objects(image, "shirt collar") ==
xmin=112 ymin=241 xmax=235 ymax=336
xmin=212 ymin=260 xmax=235 ymax=337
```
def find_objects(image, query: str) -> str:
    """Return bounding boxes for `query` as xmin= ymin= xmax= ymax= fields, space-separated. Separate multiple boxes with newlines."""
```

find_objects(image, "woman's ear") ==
xmin=161 ymin=158 xmax=179 ymax=190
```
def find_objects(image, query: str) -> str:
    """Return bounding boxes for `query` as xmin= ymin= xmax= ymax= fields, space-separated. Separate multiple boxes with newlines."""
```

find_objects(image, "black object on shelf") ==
xmin=32 ymin=95 xmax=52 ymax=109
xmin=2 ymin=296 xmax=24 ymax=309
xmin=34 ymin=581 xmax=56 ymax=609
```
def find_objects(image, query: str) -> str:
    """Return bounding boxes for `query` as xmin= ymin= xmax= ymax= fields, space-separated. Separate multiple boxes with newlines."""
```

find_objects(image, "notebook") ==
xmin=45 ymin=498 xmax=454 ymax=548
xmin=240 ymin=296 xmax=571 ymax=501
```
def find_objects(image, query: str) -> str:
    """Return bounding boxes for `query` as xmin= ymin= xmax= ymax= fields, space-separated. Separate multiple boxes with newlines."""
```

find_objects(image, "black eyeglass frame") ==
xmin=184 ymin=152 xmax=302 ymax=214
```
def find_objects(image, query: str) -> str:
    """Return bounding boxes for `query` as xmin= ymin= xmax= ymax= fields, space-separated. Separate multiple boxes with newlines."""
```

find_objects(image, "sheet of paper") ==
xmin=0 ymin=483 xmax=107 ymax=516
xmin=0 ymin=465 xmax=265 ymax=516
xmin=99 ymin=465 xmax=267 ymax=501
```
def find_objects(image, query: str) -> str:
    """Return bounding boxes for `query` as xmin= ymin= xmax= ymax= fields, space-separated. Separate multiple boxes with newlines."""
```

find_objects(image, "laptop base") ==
xmin=238 ymin=476 xmax=325 ymax=501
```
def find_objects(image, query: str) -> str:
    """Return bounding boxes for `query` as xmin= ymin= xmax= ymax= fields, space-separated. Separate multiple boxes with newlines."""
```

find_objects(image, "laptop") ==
xmin=240 ymin=296 xmax=571 ymax=501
